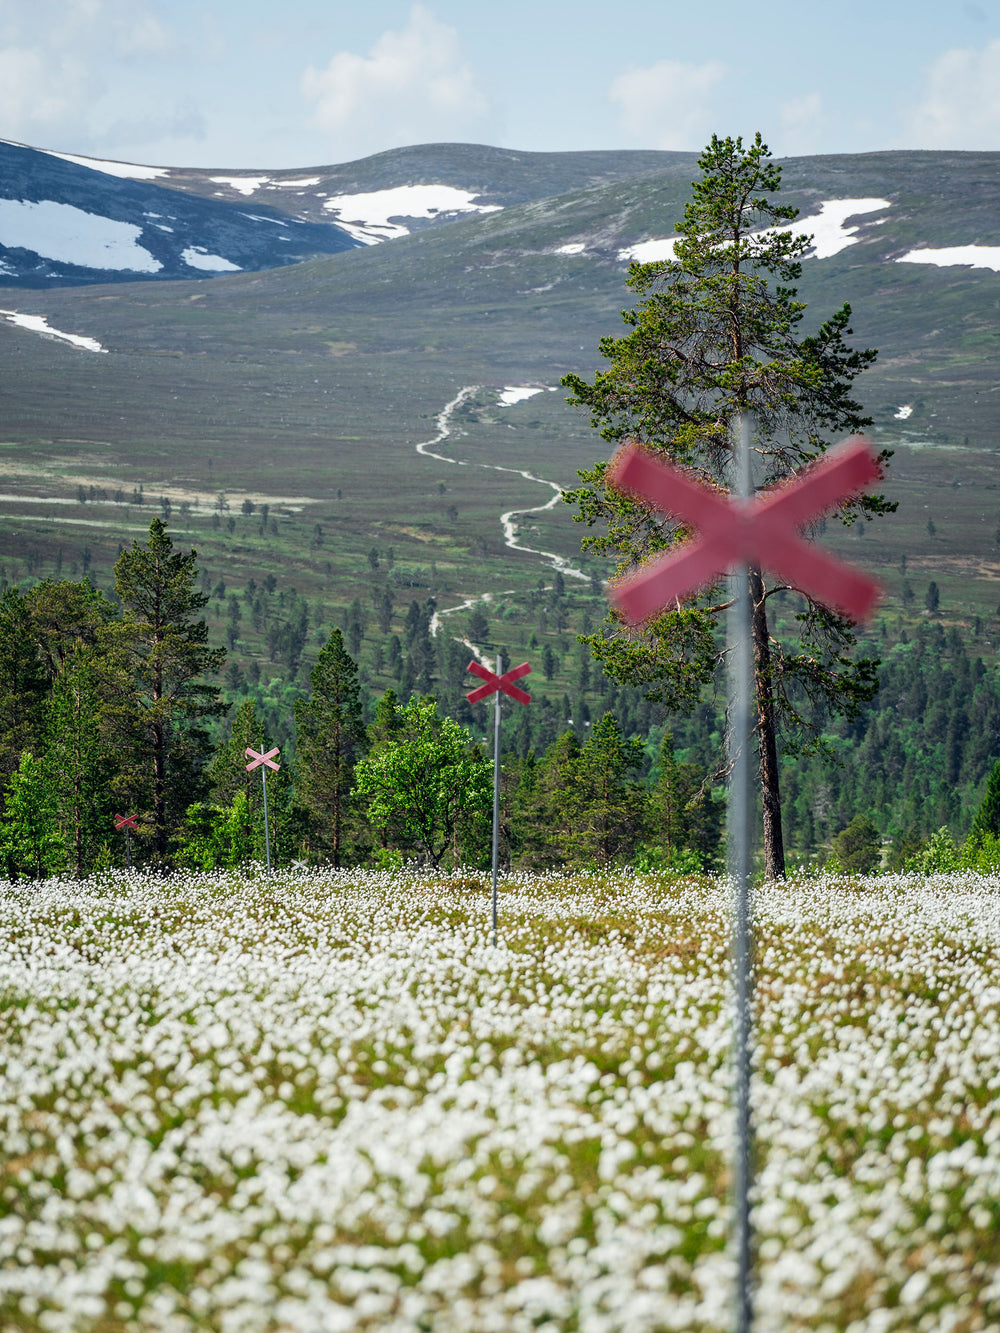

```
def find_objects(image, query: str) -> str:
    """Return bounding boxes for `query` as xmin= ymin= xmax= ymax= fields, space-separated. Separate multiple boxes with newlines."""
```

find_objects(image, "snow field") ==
xmin=617 ymin=198 xmax=891 ymax=265
xmin=320 ymin=185 xmax=503 ymax=244
xmin=895 ymin=246 xmax=1000 ymax=273
xmin=1 ymin=870 xmax=999 ymax=1332
xmin=0 ymin=199 xmax=163 ymax=273
xmin=0 ymin=309 xmax=106 ymax=353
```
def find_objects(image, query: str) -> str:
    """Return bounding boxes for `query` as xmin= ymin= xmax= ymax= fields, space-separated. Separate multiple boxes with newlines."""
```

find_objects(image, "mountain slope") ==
xmin=1 ymin=142 xmax=999 ymax=683
xmin=0 ymin=140 xmax=361 ymax=286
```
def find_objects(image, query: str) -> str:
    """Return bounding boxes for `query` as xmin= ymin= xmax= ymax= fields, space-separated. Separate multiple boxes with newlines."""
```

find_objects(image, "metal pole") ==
xmin=491 ymin=653 xmax=502 ymax=947
xmin=125 ymin=826 xmax=131 ymax=870
xmin=260 ymin=741 xmax=272 ymax=874
xmin=729 ymin=413 xmax=755 ymax=1333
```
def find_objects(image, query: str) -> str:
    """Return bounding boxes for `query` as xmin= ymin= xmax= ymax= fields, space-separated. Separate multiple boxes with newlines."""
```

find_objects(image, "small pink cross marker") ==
xmin=245 ymin=745 xmax=281 ymax=772
xmin=466 ymin=660 xmax=532 ymax=705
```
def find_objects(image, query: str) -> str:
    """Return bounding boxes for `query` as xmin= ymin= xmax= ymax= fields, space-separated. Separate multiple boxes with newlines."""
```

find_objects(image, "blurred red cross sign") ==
xmin=608 ymin=436 xmax=882 ymax=624
xmin=245 ymin=746 xmax=281 ymax=772
xmin=466 ymin=660 xmax=532 ymax=705
xmin=114 ymin=813 xmax=138 ymax=832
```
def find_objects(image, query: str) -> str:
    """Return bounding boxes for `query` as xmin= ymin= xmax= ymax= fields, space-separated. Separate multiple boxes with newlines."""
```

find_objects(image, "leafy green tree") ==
xmin=178 ymin=792 xmax=259 ymax=870
xmin=353 ymin=694 xmax=491 ymax=868
xmin=563 ymin=133 xmax=890 ymax=878
xmin=294 ymin=629 xmax=367 ymax=866
xmin=906 ymin=826 xmax=960 ymax=874
xmin=0 ymin=752 xmax=62 ymax=879
xmin=831 ymin=814 xmax=881 ymax=874
xmin=114 ymin=519 xmax=226 ymax=862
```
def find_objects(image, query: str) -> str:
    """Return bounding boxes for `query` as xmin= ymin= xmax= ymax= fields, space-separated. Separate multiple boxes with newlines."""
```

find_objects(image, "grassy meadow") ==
xmin=2 ymin=868 xmax=998 ymax=1331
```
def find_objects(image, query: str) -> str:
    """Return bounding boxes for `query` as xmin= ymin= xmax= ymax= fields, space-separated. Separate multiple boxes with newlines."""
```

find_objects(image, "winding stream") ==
xmin=415 ymin=384 xmax=587 ymax=648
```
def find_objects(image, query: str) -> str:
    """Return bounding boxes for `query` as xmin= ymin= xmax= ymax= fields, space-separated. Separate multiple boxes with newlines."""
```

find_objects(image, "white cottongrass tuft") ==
xmin=1 ymin=867 xmax=999 ymax=1330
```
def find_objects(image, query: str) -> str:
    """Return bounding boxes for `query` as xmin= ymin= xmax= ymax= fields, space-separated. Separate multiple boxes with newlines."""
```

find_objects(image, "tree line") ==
xmin=4 ymin=519 xmax=1000 ymax=879
xmin=0 ymin=520 xmax=722 ymax=878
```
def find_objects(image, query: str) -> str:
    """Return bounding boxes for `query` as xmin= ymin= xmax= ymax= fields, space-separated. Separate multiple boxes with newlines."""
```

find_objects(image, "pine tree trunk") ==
xmin=749 ymin=569 xmax=785 ymax=879
xmin=152 ymin=719 xmax=167 ymax=859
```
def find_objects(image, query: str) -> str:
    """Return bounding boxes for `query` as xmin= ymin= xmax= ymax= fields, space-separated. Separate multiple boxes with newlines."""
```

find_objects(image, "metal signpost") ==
xmin=607 ymin=422 xmax=880 ymax=1332
xmin=245 ymin=745 xmax=281 ymax=873
xmin=114 ymin=813 xmax=138 ymax=868
xmin=466 ymin=657 xmax=532 ymax=946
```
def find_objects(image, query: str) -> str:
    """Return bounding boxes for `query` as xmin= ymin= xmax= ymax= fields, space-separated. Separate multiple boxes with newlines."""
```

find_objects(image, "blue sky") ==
xmin=2 ymin=0 xmax=999 ymax=168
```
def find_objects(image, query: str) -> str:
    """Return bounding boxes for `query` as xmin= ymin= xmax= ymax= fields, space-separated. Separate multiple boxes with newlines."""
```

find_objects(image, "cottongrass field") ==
xmin=2 ymin=870 xmax=999 ymax=1333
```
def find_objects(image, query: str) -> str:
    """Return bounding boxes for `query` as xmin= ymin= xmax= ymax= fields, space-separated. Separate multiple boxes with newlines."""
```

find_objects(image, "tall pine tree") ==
xmin=114 ymin=519 xmax=225 ymax=862
xmin=564 ymin=133 xmax=891 ymax=877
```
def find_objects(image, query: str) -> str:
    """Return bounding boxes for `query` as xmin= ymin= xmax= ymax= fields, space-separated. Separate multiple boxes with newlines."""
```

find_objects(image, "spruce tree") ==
xmin=0 ymin=589 xmax=49 ymax=803
xmin=204 ymin=699 xmax=271 ymax=859
xmin=46 ymin=644 xmax=121 ymax=875
xmin=970 ymin=760 xmax=1000 ymax=844
xmin=294 ymin=629 xmax=367 ymax=867
xmin=563 ymin=133 xmax=891 ymax=878
xmin=114 ymin=519 xmax=226 ymax=862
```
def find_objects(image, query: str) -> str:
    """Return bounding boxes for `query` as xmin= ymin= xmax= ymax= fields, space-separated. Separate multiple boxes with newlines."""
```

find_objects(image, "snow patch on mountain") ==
xmin=321 ymin=185 xmax=503 ymax=243
xmin=31 ymin=147 xmax=169 ymax=181
xmin=0 ymin=308 xmax=106 ymax=352
xmin=497 ymin=386 xmax=545 ymax=407
xmin=895 ymin=245 xmax=1000 ymax=272
xmin=0 ymin=199 xmax=162 ymax=272
xmin=181 ymin=248 xmax=241 ymax=273
xmin=795 ymin=198 xmax=890 ymax=258
xmin=210 ymin=175 xmax=273 ymax=196
xmin=617 ymin=198 xmax=891 ymax=265
xmin=618 ymin=237 xmax=678 ymax=263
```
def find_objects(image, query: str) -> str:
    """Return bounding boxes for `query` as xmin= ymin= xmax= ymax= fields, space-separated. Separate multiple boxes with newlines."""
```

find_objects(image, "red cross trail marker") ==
xmin=608 ymin=435 xmax=882 ymax=623
xmin=465 ymin=660 xmax=532 ymax=706
xmin=114 ymin=813 xmax=138 ymax=868
xmin=245 ymin=744 xmax=280 ymax=872
xmin=466 ymin=657 xmax=532 ymax=946
xmin=245 ymin=746 xmax=281 ymax=772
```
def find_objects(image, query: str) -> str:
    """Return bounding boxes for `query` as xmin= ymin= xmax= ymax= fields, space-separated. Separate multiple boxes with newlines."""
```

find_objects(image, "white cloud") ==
xmin=905 ymin=38 xmax=1000 ymax=148
xmin=778 ymin=92 xmax=825 ymax=156
xmin=301 ymin=6 xmax=493 ymax=158
xmin=608 ymin=58 xmax=727 ymax=151
xmin=0 ymin=0 xmax=198 ymax=153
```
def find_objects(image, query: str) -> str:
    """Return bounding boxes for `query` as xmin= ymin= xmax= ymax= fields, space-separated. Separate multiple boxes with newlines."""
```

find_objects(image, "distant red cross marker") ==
xmin=245 ymin=745 xmax=281 ymax=772
xmin=608 ymin=435 xmax=882 ymax=623
xmin=114 ymin=813 xmax=139 ymax=832
xmin=466 ymin=660 xmax=532 ymax=705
